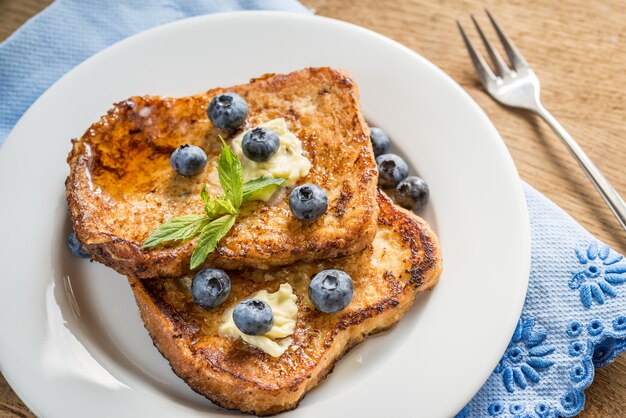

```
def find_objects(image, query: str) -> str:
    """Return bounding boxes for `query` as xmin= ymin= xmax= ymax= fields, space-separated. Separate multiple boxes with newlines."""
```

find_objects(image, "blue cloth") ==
xmin=457 ymin=186 xmax=626 ymax=418
xmin=1 ymin=2 xmax=624 ymax=417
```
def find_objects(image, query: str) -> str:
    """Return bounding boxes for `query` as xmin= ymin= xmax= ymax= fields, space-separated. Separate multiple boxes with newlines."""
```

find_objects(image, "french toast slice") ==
xmin=66 ymin=68 xmax=378 ymax=278
xmin=129 ymin=191 xmax=442 ymax=416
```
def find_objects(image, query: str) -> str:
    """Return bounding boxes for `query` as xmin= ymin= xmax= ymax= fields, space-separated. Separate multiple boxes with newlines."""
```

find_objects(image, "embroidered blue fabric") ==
xmin=1 ymin=2 xmax=624 ymax=417
xmin=457 ymin=185 xmax=626 ymax=418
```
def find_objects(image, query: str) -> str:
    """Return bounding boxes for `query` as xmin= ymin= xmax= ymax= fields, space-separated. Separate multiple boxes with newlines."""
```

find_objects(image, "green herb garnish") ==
xmin=142 ymin=141 xmax=286 ymax=269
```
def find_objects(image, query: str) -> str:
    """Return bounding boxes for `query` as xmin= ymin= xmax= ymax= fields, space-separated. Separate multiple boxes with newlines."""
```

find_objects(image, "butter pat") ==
xmin=231 ymin=118 xmax=311 ymax=200
xmin=218 ymin=283 xmax=298 ymax=358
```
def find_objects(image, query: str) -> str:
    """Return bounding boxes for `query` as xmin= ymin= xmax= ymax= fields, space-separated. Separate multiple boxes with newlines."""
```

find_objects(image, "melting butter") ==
xmin=218 ymin=283 xmax=298 ymax=358
xmin=231 ymin=118 xmax=311 ymax=201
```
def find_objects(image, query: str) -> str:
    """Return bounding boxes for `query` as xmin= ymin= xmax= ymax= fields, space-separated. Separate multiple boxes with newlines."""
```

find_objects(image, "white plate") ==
xmin=0 ymin=11 xmax=530 ymax=418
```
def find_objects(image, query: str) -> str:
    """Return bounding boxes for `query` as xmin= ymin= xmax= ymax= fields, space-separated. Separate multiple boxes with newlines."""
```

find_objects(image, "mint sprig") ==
xmin=217 ymin=138 xmax=244 ymax=208
xmin=242 ymin=177 xmax=287 ymax=201
xmin=142 ymin=142 xmax=287 ymax=269
xmin=190 ymin=215 xmax=236 ymax=269
xmin=142 ymin=215 xmax=209 ymax=248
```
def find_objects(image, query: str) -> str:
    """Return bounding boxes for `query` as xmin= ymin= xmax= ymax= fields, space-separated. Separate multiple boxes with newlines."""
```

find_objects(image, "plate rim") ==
xmin=0 ymin=10 xmax=530 ymax=417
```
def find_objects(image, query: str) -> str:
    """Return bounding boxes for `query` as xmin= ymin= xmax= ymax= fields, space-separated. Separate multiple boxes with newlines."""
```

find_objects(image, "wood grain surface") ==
xmin=1 ymin=0 xmax=625 ymax=416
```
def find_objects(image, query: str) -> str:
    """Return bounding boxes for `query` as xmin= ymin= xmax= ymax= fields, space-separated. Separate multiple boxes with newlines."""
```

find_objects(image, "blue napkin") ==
xmin=457 ymin=186 xmax=626 ymax=418
xmin=2 ymin=2 xmax=624 ymax=417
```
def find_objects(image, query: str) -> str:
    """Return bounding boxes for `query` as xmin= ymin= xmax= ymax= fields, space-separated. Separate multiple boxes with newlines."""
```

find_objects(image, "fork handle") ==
xmin=535 ymin=103 xmax=626 ymax=231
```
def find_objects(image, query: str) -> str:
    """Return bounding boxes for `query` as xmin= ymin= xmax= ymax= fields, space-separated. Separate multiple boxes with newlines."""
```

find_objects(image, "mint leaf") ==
xmin=200 ymin=185 xmax=218 ymax=218
xmin=200 ymin=184 xmax=210 ymax=204
xmin=217 ymin=140 xmax=244 ymax=208
xmin=190 ymin=215 xmax=236 ymax=269
xmin=215 ymin=196 xmax=239 ymax=215
xmin=242 ymin=177 xmax=287 ymax=201
xmin=205 ymin=199 xmax=218 ymax=218
xmin=142 ymin=215 xmax=209 ymax=248
xmin=202 ymin=184 xmax=238 ymax=216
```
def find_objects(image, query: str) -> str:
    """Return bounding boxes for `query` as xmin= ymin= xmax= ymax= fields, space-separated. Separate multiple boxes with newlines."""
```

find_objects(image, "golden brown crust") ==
xmin=67 ymin=68 xmax=378 ymax=278
xmin=129 ymin=192 xmax=442 ymax=416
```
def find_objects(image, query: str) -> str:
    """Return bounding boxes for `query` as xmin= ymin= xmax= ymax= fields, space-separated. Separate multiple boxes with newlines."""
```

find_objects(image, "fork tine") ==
xmin=485 ymin=9 xmax=529 ymax=70
xmin=470 ymin=14 xmax=510 ymax=76
xmin=456 ymin=20 xmax=496 ymax=89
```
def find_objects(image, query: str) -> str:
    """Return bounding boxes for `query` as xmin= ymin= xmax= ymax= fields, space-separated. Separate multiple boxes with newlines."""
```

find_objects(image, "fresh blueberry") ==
xmin=191 ymin=268 xmax=231 ymax=309
xmin=395 ymin=176 xmax=430 ymax=212
xmin=233 ymin=299 xmax=274 ymax=336
xmin=68 ymin=231 xmax=90 ymax=259
xmin=170 ymin=144 xmax=207 ymax=176
xmin=242 ymin=127 xmax=280 ymax=162
xmin=376 ymin=153 xmax=409 ymax=188
xmin=369 ymin=127 xmax=390 ymax=156
xmin=289 ymin=184 xmax=328 ymax=221
xmin=207 ymin=92 xmax=248 ymax=131
xmin=309 ymin=269 xmax=354 ymax=313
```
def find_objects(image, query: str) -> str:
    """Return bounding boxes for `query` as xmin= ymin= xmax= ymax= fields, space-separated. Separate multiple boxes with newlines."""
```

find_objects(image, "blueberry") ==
xmin=233 ymin=299 xmax=274 ymax=335
xmin=376 ymin=153 xmax=409 ymax=188
xmin=191 ymin=268 xmax=231 ymax=309
xmin=369 ymin=127 xmax=390 ymax=156
xmin=68 ymin=231 xmax=90 ymax=259
xmin=207 ymin=92 xmax=248 ymax=131
xmin=289 ymin=184 xmax=328 ymax=221
xmin=396 ymin=176 xmax=429 ymax=212
xmin=242 ymin=127 xmax=280 ymax=162
xmin=170 ymin=144 xmax=207 ymax=176
xmin=309 ymin=269 xmax=354 ymax=313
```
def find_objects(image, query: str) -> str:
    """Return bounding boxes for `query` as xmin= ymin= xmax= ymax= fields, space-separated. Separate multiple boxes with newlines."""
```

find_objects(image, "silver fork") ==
xmin=458 ymin=10 xmax=626 ymax=231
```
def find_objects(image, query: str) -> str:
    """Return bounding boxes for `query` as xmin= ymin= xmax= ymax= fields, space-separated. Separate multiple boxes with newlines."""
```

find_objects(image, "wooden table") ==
xmin=1 ymin=0 xmax=625 ymax=416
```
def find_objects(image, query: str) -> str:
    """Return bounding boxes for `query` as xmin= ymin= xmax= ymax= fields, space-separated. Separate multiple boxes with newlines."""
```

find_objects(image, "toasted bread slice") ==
xmin=129 ymin=192 xmax=442 ymax=416
xmin=67 ymin=68 xmax=378 ymax=278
